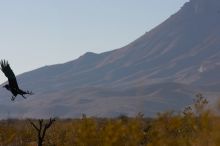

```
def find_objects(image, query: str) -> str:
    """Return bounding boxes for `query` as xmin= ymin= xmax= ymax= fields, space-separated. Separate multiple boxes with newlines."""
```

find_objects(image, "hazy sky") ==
xmin=0 ymin=0 xmax=188 ymax=83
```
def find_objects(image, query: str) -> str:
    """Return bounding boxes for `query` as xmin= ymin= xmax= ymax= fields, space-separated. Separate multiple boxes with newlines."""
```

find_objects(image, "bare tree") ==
xmin=29 ymin=118 xmax=56 ymax=146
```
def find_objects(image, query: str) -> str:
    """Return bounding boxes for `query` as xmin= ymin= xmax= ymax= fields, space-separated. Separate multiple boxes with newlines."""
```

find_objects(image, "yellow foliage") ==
xmin=0 ymin=95 xmax=220 ymax=146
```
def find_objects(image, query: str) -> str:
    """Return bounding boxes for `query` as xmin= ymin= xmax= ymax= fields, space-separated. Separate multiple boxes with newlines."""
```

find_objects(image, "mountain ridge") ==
xmin=0 ymin=0 xmax=220 ymax=118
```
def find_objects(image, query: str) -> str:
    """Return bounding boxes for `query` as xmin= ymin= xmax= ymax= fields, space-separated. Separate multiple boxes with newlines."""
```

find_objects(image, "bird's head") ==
xmin=3 ymin=84 xmax=10 ymax=90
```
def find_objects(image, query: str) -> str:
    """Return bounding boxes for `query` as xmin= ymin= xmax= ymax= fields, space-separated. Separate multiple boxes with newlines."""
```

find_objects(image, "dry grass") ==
xmin=0 ymin=94 xmax=220 ymax=146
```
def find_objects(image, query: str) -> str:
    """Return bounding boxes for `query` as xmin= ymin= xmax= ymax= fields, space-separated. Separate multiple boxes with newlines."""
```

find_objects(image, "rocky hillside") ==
xmin=0 ymin=0 xmax=220 ymax=118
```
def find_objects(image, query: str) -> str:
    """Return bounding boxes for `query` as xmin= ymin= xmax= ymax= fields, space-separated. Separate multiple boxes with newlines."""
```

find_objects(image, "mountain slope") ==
xmin=1 ymin=0 xmax=220 ymax=118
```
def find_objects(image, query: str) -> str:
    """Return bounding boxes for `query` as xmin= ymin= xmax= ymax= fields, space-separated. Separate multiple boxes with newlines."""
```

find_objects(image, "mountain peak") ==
xmin=84 ymin=52 xmax=97 ymax=56
xmin=1 ymin=0 xmax=220 ymax=118
xmin=189 ymin=0 xmax=220 ymax=14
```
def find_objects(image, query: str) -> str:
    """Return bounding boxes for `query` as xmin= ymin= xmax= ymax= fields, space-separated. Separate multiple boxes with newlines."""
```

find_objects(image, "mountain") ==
xmin=1 ymin=0 xmax=220 ymax=118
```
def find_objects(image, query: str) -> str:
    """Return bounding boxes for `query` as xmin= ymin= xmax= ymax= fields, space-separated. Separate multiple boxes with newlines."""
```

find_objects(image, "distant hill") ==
xmin=0 ymin=0 xmax=220 ymax=118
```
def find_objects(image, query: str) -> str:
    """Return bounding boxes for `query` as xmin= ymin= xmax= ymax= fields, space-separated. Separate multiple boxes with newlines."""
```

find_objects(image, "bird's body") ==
xmin=0 ymin=60 xmax=33 ymax=101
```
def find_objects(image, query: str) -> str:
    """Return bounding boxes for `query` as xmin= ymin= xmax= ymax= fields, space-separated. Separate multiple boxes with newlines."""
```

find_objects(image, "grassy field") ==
xmin=0 ymin=94 xmax=220 ymax=146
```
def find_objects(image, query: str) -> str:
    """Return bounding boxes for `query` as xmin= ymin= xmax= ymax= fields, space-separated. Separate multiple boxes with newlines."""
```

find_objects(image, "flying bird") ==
xmin=0 ymin=60 xmax=33 ymax=101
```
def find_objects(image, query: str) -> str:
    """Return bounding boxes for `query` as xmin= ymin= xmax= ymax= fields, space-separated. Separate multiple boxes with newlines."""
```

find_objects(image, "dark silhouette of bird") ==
xmin=0 ymin=60 xmax=33 ymax=101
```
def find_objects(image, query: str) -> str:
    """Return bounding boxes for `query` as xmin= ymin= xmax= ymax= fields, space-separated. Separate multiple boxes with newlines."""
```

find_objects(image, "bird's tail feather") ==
xmin=25 ymin=90 xmax=34 ymax=95
xmin=20 ymin=89 xmax=34 ymax=95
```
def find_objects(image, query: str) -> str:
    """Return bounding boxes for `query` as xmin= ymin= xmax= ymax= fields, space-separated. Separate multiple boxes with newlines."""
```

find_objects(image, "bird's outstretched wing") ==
xmin=0 ymin=60 xmax=19 ymax=89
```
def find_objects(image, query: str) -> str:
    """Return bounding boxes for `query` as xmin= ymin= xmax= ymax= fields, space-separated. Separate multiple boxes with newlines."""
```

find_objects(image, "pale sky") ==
xmin=0 ymin=0 xmax=188 ymax=83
